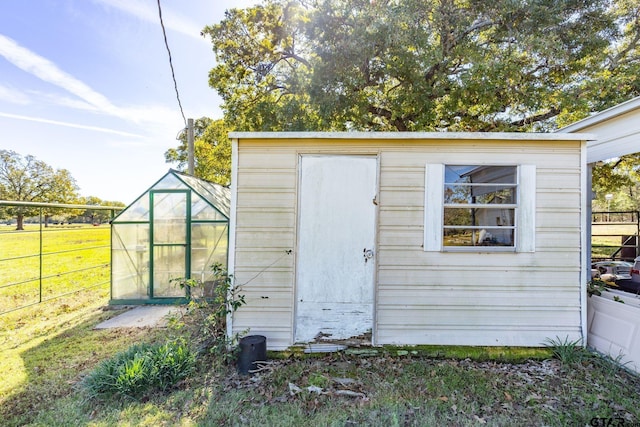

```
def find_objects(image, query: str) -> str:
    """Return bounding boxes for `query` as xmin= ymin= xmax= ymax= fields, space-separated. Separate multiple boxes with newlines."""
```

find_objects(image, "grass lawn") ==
xmin=3 ymin=224 xmax=640 ymax=426
xmin=0 ymin=224 xmax=110 ymax=313
xmin=3 ymin=297 xmax=640 ymax=426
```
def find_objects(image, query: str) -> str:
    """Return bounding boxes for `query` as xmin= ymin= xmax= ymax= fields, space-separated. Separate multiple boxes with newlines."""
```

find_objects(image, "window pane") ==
xmin=191 ymin=193 xmax=226 ymax=221
xmin=111 ymin=224 xmax=150 ymax=299
xmin=190 ymin=223 xmax=228 ymax=298
xmin=442 ymin=165 xmax=518 ymax=249
xmin=115 ymin=196 xmax=149 ymax=222
xmin=445 ymin=165 xmax=516 ymax=185
xmin=445 ymin=185 xmax=515 ymax=204
xmin=153 ymin=246 xmax=186 ymax=297
xmin=444 ymin=228 xmax=515 ymax=247
xmin=153 ymin=193 xmax=187 ymax=244
xmin=444 ymin=207 xmax=515 ymax=227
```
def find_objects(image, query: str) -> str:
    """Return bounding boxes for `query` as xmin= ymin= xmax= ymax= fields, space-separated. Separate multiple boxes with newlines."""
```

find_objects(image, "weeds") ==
xmin=543 ymin=336 xmax=587 ymax=365
xmin=81 ymin=340 xmax=195 ymax=401
xmin=170 ymin=262 xmax=246 ymax=365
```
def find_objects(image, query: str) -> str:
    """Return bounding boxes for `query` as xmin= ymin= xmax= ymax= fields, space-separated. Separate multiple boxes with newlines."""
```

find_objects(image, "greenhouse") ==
xmin=110 ymin=170 xmax=230 ymax=304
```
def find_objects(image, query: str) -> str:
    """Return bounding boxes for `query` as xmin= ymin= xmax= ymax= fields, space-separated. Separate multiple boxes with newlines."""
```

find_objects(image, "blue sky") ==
xmin=0 ymin=0 xmax=257 ymax=203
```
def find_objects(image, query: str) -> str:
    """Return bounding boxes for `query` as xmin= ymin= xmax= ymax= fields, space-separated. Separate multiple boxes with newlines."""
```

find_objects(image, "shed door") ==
xmin=150 ymin=190 xmax=189 ymax=298
xmin=295 ymin=155 xmax=377 ymax=343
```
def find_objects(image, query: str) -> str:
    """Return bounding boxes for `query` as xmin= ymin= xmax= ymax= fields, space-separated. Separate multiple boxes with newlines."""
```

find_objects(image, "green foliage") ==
xmin=0 ymin=150 xmax=79 ymax=229
xmin=592 ymin=154 xmax=640 ymax=213
xmin=204 ymin=0 xmax=639 ymax=132
xmin=543 ymin=336 xmax=587 ymax=365
xmin=164 ymin=117 xmax=232 ymax=185
xmin=171 ymin=262 xmax=247 ymax=365
xmin=81 ymin=340 xmax=195 ymax=401
xmin=587 ymin=278 xmax=608 ymax=297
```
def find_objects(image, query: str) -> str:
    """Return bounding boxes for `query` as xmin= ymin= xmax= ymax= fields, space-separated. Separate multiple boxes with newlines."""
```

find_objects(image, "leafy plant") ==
xmin=80 ymin=340 xmax=195 ymax=401
xmin=587 ymin=278 xmax=608 ymax=297
xmin=171 ymin=262 xmax=247 ymax=364
xmin=543 ymin=336 xmax=587 ymax=365
xmin=147 ymin=339 xmax=196 ymax=391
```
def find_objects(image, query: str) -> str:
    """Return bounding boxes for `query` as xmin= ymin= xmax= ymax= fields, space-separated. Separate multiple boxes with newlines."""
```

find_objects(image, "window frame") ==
xmin=424 ymin=163 xmax=536 ymax=253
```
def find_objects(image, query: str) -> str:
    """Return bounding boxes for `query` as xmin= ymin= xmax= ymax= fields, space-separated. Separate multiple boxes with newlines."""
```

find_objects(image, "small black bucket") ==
xmin=237 ymin=335 xmax=267 ymax=374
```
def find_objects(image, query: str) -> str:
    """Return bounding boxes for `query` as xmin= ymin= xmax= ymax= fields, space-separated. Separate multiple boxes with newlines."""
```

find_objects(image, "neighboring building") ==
xmin=559 ymin=96 xmax=640 ymax=370
xmin=227 ymin=132 xmax=592 ymax=350
xmin=558 ymin=96 xmax=640 ymax=163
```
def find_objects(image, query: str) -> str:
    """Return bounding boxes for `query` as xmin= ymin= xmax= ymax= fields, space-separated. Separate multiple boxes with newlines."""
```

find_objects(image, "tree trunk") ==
xmin=16 ymin=214 xmax=24 ymax=231
xmin=44 ymin=214 xmax=50 ymax=228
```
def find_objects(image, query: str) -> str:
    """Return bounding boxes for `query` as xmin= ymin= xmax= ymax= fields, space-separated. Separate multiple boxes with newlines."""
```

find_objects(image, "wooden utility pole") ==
xmin=187 ymin=118 xmax=194 ymax=175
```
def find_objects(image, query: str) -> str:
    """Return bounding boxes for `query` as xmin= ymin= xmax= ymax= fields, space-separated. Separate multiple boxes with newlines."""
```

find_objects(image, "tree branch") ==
xmin=509 ymin=107 xmax=560 ymax=127
xmin=367 ymin=105 xmax=408 ymax=131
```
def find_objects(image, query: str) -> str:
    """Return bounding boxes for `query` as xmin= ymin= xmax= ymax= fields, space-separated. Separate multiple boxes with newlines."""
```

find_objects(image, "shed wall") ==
xmin=231 ymin=138 xmax=584 ymax=349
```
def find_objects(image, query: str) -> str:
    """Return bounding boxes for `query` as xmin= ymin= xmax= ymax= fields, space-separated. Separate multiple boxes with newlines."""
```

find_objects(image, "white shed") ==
xmin=228 ymin=132 xmax=592 ymax=350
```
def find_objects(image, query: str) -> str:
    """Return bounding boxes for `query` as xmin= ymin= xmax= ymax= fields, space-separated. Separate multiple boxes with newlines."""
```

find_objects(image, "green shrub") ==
xmin=81 ymin=340 xmax=195 ymax=401
xmin=148 ymin=340 xmax=196 ymax=391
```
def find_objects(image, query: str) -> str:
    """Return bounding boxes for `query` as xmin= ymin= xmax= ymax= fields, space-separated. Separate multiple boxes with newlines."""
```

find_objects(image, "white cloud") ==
xmin=0 ymin=84 xmax=30 ymax=105
xmin=0 ymin=34 xmax=120 ymax=114
xmin=0 ymin=112 xmax=145 ymax=138
xmin=0 ymin=34 xmax=185 ymax=129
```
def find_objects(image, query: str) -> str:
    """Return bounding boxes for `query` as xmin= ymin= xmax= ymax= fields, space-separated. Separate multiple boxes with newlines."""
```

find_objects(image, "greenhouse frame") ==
xmin=110 ymin=170 xmax=230 ymax=304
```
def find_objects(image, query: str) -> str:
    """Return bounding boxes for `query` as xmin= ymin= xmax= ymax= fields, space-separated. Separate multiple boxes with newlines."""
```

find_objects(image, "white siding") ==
xmin=231 ymin=136 xmax=586 ymax=349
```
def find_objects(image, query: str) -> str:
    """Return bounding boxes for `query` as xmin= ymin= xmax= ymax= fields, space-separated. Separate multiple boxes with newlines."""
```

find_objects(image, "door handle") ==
xmin=363 ymin=248 xmax=374 ymax=263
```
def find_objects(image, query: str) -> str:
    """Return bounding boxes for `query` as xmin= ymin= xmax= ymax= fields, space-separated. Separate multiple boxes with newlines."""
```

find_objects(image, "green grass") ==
xmin=3 ymin=224 xmax=640 ymax=426
xmin=0 ymin=224 xmax=110 ymax=312
xmin=591 ymin=223 xmax=639 ymax=259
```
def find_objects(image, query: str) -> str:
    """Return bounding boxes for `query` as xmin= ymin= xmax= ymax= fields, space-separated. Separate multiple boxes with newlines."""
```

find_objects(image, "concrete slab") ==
xmin=95 ymin=306 xmax=183 ymax=329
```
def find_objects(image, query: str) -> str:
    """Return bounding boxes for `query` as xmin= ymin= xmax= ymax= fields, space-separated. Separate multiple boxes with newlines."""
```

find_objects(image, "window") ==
xmin=425 ymin=164 xmax=535 ymax=252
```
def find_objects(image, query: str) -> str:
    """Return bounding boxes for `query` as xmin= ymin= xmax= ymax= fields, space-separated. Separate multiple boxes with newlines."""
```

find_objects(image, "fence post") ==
xmin=39 ymin=207 xmax=43 ymax=303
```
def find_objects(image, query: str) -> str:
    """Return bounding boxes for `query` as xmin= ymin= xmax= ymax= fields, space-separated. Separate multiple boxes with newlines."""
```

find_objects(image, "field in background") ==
xmin=0 ymin=224 xmax=170 ymax=426
xmin=591 ymin=223 xmax=639 ymax=260
xmin=0 ymin=224 xmax=110 ymax=313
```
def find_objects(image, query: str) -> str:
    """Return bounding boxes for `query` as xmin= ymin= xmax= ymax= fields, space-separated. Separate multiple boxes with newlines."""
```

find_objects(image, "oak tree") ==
xmin=0 ymin=150 xmax=79 ymax=230
xmin=204 ymin=0 xmax=639 ymax=132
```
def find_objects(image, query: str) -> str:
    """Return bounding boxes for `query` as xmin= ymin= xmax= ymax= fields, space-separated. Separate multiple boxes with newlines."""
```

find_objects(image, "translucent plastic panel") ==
xmin=114 ymin=195 xmax=150 ymax=222
xmin=152 ymin=192 xmax=187 ymax=244
xmin=191 ymin=193 xmax=226 ymax=221
xmin=190 ymin=223 xmax=228 ymax=298
xmin=153 ymin=173 xmax=188 ymax=190
xmin=152 ymin=245 xmax=186 ymax=297
xmin=111 ymin=224 xmax=150 ymax=299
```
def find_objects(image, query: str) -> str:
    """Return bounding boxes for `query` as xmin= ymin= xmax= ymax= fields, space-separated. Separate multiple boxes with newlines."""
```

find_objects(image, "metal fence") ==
xmin=0 ymin=200 xmax=123 ymax=315
xmin=592 ymin=210 xmax=640 ymax=261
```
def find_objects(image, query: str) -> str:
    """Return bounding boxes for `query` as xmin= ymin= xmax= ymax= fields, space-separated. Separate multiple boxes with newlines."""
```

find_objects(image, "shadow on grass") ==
xmin=1 ymin=307 xmax=167 ymax=427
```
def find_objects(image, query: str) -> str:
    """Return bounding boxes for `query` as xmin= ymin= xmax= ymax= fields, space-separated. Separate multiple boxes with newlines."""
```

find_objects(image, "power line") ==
xmin=156 ymin=0 xmax=187 ymax=128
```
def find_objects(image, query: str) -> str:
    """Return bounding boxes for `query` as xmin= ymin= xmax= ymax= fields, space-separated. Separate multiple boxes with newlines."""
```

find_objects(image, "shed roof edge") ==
xmin=228 ymin=131 xmax=594 ymax=141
